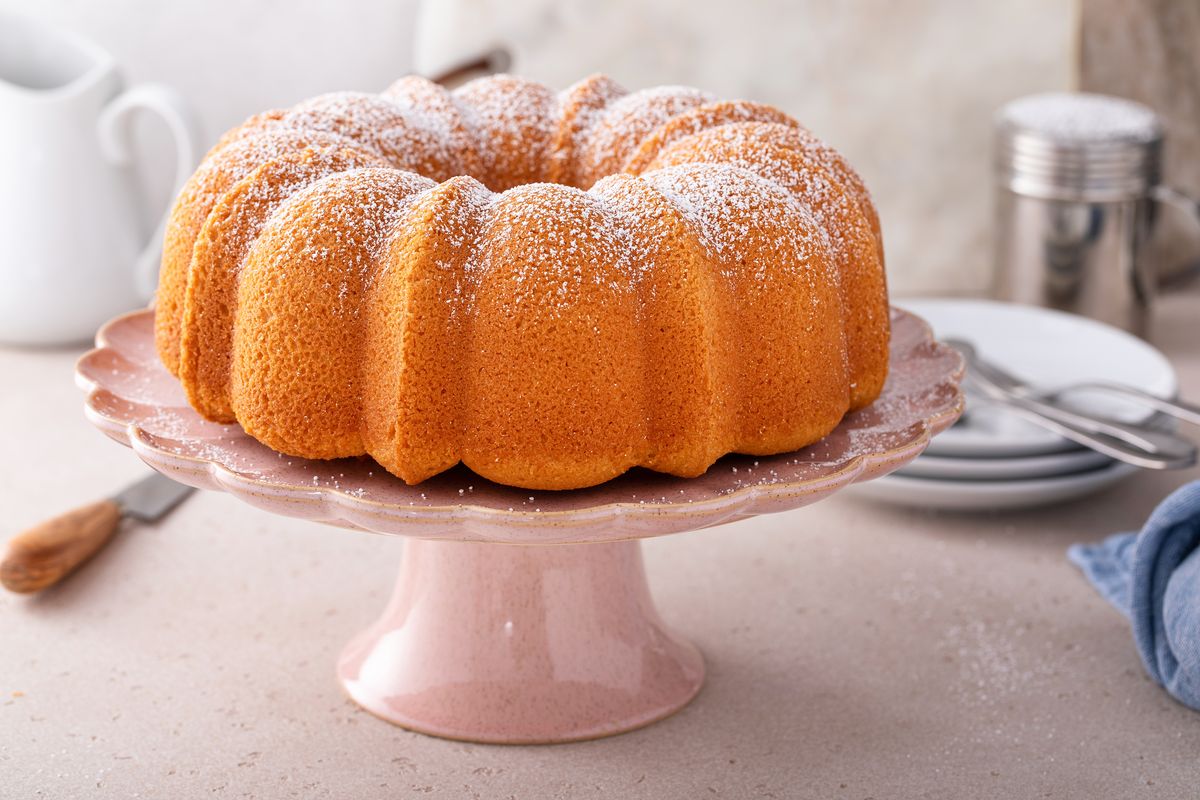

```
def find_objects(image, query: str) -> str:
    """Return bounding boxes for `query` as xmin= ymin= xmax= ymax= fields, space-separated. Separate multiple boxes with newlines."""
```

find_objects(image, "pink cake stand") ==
xmin=76 ymin=307 xmax=963 ymax=744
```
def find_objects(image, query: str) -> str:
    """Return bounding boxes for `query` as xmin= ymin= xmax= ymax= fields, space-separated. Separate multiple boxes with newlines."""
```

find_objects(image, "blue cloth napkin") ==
xmin=1067 ymin=480 xmax=1200 ymax=710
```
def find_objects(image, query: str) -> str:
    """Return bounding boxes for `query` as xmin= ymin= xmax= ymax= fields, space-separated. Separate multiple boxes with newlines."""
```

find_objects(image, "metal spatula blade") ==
xmin=114 ymin=473 xmax=193 ymax=522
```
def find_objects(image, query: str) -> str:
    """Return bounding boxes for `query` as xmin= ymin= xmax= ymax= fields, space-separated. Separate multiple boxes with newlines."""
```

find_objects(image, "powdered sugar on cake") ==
xmin=187 ymin=75 xmax=871 ymax=308
xmin=189 ymin=76 xmax=868 ymax=320
xmin=156 ymin=74 xmax=890 ymax=490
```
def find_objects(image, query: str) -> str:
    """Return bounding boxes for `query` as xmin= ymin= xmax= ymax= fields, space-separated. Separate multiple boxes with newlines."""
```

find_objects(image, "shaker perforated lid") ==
xmin=995 ymin=92 xmax=1164 ymax=200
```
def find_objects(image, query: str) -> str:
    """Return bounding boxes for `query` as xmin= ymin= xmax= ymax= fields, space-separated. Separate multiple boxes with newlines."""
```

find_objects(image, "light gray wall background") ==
xmin=1 ymin=0 xmax=1076 ymax=296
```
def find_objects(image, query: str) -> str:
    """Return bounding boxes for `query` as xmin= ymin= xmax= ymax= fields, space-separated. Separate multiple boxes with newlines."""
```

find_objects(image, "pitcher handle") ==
xmin=1150 ymin=185 xmax=1200 ymax=288
xmin=98 ymin=84 xmax=203 ymax=302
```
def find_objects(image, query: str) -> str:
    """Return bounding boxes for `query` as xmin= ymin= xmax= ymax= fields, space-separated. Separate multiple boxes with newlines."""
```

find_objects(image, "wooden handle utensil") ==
xmin=1 ymin=500 xmax=121 ymax=593
xmin=2 ymin=473 xmax=193 ymax=594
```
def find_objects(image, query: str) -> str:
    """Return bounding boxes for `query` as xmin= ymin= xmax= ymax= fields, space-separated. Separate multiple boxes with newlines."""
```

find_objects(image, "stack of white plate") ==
xmin=854 ymin=299 xmax=1178 ymax=511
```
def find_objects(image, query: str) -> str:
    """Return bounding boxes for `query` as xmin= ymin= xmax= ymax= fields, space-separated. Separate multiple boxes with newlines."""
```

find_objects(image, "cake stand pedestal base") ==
xmin=337 ymin=538 xmax=705 ymax=744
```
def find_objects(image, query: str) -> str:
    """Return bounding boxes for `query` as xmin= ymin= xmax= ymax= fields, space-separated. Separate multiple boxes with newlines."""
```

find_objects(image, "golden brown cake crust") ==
xmin=178 ymin=143 xmax=389 ymax=421
xmin=157 ymin=129 xmax=359 ymax=374
xmin=156 ymin=74 xmax=890 ymax=491
xmin=644 ymin=121 xmax=889 ymax=409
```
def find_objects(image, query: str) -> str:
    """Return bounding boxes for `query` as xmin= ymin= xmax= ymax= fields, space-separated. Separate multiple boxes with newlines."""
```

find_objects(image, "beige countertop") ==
xmin=3 ymin=289 xmax=1200 ymax=799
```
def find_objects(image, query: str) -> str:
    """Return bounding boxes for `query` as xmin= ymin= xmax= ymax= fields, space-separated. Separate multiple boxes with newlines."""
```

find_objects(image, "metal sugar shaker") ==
xmin=993 ymin=92 xmax=1200 ymax=334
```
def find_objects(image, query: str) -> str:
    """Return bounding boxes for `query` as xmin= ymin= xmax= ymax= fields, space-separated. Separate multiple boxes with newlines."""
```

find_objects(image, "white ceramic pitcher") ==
xmin=0 ymin=14 xmax=201 ymax=345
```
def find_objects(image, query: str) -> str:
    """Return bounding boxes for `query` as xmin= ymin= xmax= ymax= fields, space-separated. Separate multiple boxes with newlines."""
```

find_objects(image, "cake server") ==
xmin=0 ymin=472 xmax=193 ymax=594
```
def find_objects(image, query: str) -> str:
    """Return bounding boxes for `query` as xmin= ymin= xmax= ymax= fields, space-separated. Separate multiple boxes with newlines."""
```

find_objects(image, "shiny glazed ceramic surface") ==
xmin=339 ymin=538 xmax=704 ymax=743
xmin=0 ymin=13 xmax=200 ymax=343
xmin=76 ymin=307 xmax=963 ymax=743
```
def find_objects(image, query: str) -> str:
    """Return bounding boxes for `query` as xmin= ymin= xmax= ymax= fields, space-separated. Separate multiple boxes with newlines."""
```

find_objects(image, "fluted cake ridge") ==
xmin=155 ymin=73 xmax=889 ymax=490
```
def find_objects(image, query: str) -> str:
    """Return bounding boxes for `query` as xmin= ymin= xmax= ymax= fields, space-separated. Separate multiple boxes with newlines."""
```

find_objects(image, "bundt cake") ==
xmin=156 ymin=74 xmax=889 ymax=491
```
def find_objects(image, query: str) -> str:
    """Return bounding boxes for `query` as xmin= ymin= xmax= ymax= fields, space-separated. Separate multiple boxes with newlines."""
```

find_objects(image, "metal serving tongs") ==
xmin=946 ymin=339 xmax=1197 ymax=471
